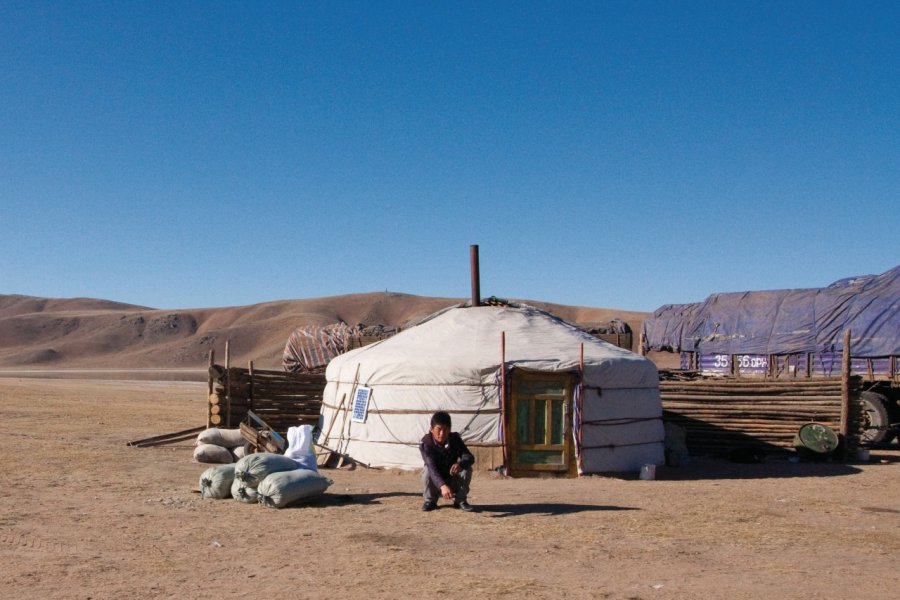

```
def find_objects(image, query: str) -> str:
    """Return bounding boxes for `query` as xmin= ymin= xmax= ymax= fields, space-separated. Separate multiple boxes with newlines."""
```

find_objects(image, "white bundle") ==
xmin=231 ymin=477 xmax=259 ymax=504
xmin=193 ymin=443 xmax=234 ymax=464
xmin=283 ymin=425 xmax=317 ymax=471
xmin=234 ymin=453 xmax=300 ymax=488
xmin=199 ymin=464 xmax=235 ymax=499
xmin=232 ymin=444 xmax=248 ymax=460
xmin=257 ymin=469 xmax=333 ymax=509
xmin=196 ymin=428 xmax=245 ymax=448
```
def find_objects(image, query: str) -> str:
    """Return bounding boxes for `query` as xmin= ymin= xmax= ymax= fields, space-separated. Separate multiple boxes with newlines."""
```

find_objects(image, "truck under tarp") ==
xmin=642 ymin=265 xmax=900 ymax=358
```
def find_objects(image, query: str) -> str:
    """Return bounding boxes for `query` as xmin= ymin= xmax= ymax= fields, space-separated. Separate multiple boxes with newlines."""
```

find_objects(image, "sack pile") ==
xmin=195 ymin=426 xmax=332 ymax=509
xmin=198 ymin=452 xmax=332 ymax=508
xmin=192 ymin=428 xmax=247 ymax=464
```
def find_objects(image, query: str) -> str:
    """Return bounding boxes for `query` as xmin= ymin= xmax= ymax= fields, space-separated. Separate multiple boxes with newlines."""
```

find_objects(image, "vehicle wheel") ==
xmin=859 ymin=391 xmax=890 ymax=446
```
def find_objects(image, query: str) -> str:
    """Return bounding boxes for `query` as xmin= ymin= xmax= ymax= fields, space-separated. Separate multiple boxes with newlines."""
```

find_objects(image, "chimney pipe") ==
xmin=470 ymin=244 xmax=481 ymax=307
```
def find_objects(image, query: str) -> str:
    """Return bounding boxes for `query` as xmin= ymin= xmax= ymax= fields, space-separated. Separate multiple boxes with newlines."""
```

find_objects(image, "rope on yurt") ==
xmin=363 ymin=378 xmax=495 ymax=446
xmin=581 ymin=439 xmax=665 ymax=450
xmin=367 ymin=391 xmax=417 ymax=446
xmin=579 ymin=415 xmax=664 ymax=452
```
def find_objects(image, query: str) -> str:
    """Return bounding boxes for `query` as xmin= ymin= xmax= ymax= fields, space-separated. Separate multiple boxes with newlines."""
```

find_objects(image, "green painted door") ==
xmin=507 ymin=370 xmax=574 ymax=475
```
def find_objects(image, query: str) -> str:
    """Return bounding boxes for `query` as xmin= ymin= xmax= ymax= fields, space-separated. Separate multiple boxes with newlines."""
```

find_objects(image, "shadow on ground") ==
xmin=474 ymin=502 xmax=638 ymax=518
xmin=285 ymin=491 xmax=420 ymax=508
xmin=648 ymin=457 xmax=864 ymax=481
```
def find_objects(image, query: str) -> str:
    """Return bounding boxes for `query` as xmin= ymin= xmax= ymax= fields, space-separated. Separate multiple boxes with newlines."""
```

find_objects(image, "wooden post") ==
xmin=577 ymin=342 xmax=584 ymax=474
xmin=500 ymin=331 xmax=508 ymax=471
xmin=839 ymin=329 xmax=851 ymax=457
xmin=638 ymin=331 xmax=646 ymax=356
xmin=334 ymin=364 xmax=361 ymax=456
xmin=248 ymin=360 xmax=254 ymax=415
xmin=207 ymin=350 xmax=215 ymax=395
xmin=225 ymin=340 xmax=231 ymax=428
xmin=206 ymin=349 xmax=215 ymax=428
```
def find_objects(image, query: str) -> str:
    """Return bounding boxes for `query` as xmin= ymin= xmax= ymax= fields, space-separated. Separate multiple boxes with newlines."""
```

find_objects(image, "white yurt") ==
xmin=317 ymin=304 xmax=664 ymax=476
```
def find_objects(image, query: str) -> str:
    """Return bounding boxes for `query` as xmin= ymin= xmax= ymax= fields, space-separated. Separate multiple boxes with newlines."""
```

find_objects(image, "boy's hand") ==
xmin=450 ymin=463 xmax=461 ymax=476
xmin=440 ymin=484 xmax=453 ymax=499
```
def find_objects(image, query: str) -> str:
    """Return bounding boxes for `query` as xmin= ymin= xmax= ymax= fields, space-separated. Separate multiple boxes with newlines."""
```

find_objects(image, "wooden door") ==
xmin=507 ymin=370 xmax=575 ymax=476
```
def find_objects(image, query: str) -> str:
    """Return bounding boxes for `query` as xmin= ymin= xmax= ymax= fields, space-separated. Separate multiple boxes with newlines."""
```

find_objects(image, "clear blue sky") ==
xmin=2 ymin=1 xmax=898 ymax=312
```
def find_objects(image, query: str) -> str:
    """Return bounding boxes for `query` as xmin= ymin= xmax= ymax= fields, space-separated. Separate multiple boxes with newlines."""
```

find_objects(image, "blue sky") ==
xmin=2 ymin=1 xmax=898 ymax=312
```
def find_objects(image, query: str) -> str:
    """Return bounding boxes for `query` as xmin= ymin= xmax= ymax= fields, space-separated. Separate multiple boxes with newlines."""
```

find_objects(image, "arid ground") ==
xmin=2 ymin=377 xmax=897 ymax=599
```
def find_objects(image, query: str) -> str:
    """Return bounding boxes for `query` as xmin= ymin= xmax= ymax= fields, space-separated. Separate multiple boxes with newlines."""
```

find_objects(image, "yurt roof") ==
xmin=325 ymin=304 xmax=658 ymax=389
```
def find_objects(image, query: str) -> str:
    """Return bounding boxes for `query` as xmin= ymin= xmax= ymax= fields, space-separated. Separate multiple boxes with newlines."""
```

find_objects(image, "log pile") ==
xmin=207 ymin=363 xmax=326 ymax=437
xmin=660 ymin=375 xmax=864 ymax=457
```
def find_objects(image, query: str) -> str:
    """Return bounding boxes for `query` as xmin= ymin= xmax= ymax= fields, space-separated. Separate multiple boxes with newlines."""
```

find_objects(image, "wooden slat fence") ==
xmin=594 ymin=332 xmax=633 ymax=352
xmin=660 ymin=375 xmax=864 ymax=457
xmin=207 ymin=363 xmax=326 ymax=436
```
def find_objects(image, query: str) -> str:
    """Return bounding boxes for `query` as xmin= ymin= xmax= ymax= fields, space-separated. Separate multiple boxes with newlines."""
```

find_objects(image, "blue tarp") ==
xmin=642 ymin=265 xmax=900 ymax=357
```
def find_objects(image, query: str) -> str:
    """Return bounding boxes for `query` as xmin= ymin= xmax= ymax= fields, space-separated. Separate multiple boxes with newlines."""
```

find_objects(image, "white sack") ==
xmin=284 ymin=425 xmax=317 ymax=471
xmin=257 ymin=469 xmax=332 ymax=509
xmin=231 ymin=477 xmax=259 ymax=504
xmin=199 ymin=464 xmax=235 ymax=499
xmin=193 ymin=443 xmax=234 ymax=464
xmin=231 ymin=444 xmax=248 ymax=460
xmin=197 ymin=427 xmax=245 ymax=448
xmin=234 ymin=453 xmax=299 ymax=488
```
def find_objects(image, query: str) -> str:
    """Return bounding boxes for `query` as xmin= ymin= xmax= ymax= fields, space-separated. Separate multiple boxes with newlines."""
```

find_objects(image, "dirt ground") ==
xmin=2 ymin=377 xmax=898 ymax=599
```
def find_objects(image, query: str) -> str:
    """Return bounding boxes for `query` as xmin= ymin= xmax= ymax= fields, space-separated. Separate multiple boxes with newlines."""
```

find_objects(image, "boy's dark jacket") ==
xmin=419 ymin=431 xmax=475 ymax=488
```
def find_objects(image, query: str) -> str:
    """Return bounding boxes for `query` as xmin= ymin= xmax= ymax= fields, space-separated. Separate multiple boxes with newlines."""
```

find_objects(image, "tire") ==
xmin=860 ymin=391 xmax=890 ymax=446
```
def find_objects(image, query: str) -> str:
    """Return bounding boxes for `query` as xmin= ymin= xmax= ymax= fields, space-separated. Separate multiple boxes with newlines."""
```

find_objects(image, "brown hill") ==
xmin=0 ymin=292 xmax=651 ymax=371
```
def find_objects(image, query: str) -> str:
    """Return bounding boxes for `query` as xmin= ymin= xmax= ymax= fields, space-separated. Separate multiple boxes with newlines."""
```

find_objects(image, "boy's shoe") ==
xmin=421 ymin=500 xmax=437 ymax=512
xmin=454 ymin=501 xmax=474 ymax=512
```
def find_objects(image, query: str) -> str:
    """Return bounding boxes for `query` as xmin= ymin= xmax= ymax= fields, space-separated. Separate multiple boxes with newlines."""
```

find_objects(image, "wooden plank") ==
xmin=130 ymin=432 xmax=202 ymax=447
xmin=127 ymin=425 xmax=205 ymax=447
xmin=840 ymin=329 xmax=851 ymax=456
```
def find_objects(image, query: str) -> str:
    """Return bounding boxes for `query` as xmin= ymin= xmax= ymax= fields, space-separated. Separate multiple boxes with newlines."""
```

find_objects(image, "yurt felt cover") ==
xmin=318 ymin=305 xmax=664 ymax=474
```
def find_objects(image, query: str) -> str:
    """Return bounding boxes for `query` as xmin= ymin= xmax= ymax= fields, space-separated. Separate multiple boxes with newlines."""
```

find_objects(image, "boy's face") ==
xmin=430 ymin=423 xmax=450 ymax=445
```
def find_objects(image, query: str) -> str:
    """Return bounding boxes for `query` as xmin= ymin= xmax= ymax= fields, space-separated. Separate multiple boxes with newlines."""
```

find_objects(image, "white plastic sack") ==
xmin=232 ymin=444 xmax=248 ymax=460
xmin=231 ymin=477 xmax=259 ymax=504
xmin=197 ymin=427 xmax=245 ymax=448
xmin=193 ymin=443 xmax=234 ymax=464
xmin=257 ymin=469 xmax=333 ymax=509
xmin=234 ymin=453 xmax=299 ymax=488
xmin=199 ymin=464 xmax=235 ymax=499
xmin=283 ymin=425 xmax=317 ymax=471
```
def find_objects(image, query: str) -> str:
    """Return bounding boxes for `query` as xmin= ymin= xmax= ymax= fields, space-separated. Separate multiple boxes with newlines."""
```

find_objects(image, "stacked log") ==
xmin=207 ymin=364 xmax=326 ymax=436
xmin=660 ymin=376 xmax=863 ymax=456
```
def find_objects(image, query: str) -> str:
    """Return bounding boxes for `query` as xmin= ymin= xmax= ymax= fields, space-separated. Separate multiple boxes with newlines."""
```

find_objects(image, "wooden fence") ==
xmin=207 ymin=357 xmax=325 ymax=436
xmin=660 ymin=374 xmax=863 ymax=457
xmin=594 ymin=332 xmax=633 ymax=352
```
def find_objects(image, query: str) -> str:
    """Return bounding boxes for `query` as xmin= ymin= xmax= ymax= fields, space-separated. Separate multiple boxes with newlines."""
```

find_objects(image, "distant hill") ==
xmin=0 ymin=292 xmax=651 ymax=370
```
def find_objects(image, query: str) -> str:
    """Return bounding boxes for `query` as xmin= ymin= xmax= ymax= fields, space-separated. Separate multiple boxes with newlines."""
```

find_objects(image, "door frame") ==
xmin=505 ymin=368 xmax=577 ymax=477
